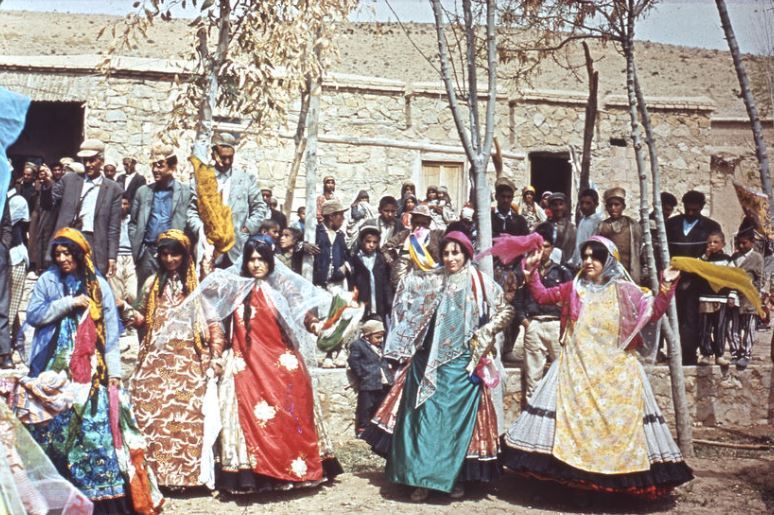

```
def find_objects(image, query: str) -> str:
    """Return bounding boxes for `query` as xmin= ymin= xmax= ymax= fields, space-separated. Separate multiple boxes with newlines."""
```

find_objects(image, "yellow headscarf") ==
xmin=142 ymin=229 xmax=205 ymax=356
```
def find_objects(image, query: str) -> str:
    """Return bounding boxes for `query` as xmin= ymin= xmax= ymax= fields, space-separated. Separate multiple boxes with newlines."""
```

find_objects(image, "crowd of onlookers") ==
xmin=1 ymin=135 xmax=769 ymax=383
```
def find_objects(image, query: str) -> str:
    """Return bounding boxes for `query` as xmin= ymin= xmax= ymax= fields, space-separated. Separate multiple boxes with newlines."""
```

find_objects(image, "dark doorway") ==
xmin=529 ymin=152 xmax=572 ymax=205
xmin=8 ymin=101 xmax=84 ymax=176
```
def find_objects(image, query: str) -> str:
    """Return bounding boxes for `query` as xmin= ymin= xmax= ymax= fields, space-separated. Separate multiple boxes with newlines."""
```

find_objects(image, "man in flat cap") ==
xmin=596 ymin=187 xmax=642 ymax=283
xmin=187 ymin=132 xmax=268 ymax=268
xmin=547 ymin=192 xmax=576 ymax=266
xmin=115 ymin=155 xmax=146 ymax=206
xmin=40 ymin=138 xmax=123 ymax=277
xmin=313 ymin=198 xmax=349 ymax=290
xmin=129 ymin=146 xmax=192 ymax=290
xmin=316 ymin=175 xmax=338 ymax=223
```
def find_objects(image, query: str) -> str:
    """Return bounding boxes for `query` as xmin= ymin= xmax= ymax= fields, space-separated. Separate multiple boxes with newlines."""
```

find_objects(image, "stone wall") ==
xmin=0 ymin=57 xmax=737 ymax=230
xmin=311 ymin=363 xmax=774 ymax=444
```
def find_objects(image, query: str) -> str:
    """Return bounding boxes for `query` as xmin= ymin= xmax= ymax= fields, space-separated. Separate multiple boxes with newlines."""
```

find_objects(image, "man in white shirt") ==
xmin=571 ymin=188 xmax=603 ymax=268
xmin=187 ymin=132 xmax=268 ymax=268
xmin=40 ymin=139 xmax=123 ymax=276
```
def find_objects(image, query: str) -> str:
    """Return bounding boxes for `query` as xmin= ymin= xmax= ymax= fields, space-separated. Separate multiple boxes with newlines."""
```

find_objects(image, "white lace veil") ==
xmin=156 ymin=262 xmax=332 ymax=366
xmin=0 ymin=402 xmax=93 ymax=514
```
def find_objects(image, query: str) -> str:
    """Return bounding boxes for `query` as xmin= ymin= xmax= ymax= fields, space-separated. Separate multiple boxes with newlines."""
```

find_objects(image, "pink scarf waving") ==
xmin=476 ymin=232 xmax=544 ymax=265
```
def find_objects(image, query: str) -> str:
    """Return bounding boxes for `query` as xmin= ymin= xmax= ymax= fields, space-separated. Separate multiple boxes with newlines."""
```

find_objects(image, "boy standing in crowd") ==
xmin=348 ymin=224 xmax=392 ymax=322
xmin=697 ymin=230 xmax=735 ymax=366
xmin=513 ymin=222 xmax=573 ymax=397
xmin=347 ymin=320 xmax=394 ymax=438
xmin=730 ymin=230 xmax=764 ymax=370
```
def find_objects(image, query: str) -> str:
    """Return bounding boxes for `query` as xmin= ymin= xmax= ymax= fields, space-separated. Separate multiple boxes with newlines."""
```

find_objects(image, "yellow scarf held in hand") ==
xmin=670 ymin=256 xmax=764 ymax=316
xmin=189 ymin=155 xmax=235 ymax=255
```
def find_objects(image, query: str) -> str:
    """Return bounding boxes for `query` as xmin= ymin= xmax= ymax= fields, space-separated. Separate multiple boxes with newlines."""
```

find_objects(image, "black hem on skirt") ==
xmin=215 ymin=457 xmax=343 ymax=494
xmin=502 ymin=444 xmax=693 ymax=494
xmin=459 ymin=456 xmax=502 ymax=483
xmin=92 ymin=495 xmax=133 ymax=515
xmin=361 ymin=423 xmax=391 ymax=458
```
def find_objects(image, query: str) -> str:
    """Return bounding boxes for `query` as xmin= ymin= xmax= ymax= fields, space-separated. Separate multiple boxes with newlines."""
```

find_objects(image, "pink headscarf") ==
xmin=443 ymin=231 xmax=475 ymax=260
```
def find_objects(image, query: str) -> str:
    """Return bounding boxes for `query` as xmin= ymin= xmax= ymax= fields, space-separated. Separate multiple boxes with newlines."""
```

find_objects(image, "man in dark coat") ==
xmin=348 ymin=223 xmax=392 ymax=321
xmin=347 ymin=320 xmax=394 ymax=436
xmin=491 ymin=176 xmax=529 ymax=237
xmin=313 ymin=198 xmax=349 ymax=290
xmin=666 ymin=190 xmax=722 ymax=365
xmin=40 ymin=139 xmax=123 ymax=277
xmin=30 ymin=162 xmax=64 ymax=273
xmin=115 ymin=156 xmax=146 ymax=206
xmin=129 ymin=147 xmax=192 ymax=291
xmin=0 ymin=203 xmax=13 ymax=368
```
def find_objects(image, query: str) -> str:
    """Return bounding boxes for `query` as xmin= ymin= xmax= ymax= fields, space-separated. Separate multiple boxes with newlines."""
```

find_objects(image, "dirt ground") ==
xmin=156 ymin=435 xmax=774 ymax=514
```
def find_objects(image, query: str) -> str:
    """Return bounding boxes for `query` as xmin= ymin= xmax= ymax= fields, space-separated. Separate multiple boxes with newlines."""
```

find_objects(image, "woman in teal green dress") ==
xmin=363 ymin=231 xmax=513 ymax=501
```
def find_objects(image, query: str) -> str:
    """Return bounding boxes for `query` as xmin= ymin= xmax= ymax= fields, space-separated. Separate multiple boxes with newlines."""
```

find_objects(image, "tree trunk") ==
xmin=624 ymin=1 xmax=693 ymax=457
xmin=633 ymin=62 xmax=694 ymax=458
xmin=192 ymin=0 xmax=231 ymax=160
xmin=430 ymin=0 xmax=497 ymax=275
xmin=284 ymin=86 xmax=311 ymax=219
xmin=716 ymin=0 xmax=773 ymax=222
xmin=579 ymin=41 xmax=598 ymax=193
xmin=301 ymin=80 xmax=321 ymax=282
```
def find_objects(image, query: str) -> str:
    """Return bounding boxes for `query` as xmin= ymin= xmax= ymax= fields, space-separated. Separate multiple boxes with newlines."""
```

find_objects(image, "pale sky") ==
xmin=2 ymin=0 xmax=769 ymax=54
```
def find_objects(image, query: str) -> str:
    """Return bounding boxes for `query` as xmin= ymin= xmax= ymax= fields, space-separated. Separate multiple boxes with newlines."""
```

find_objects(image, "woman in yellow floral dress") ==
xmin=502 ymin=236 xmax=693 ymax=497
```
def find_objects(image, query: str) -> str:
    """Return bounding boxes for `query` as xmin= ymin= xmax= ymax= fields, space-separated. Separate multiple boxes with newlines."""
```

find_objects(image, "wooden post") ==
xmin=301 ymin=80 xmax=321 ymax=282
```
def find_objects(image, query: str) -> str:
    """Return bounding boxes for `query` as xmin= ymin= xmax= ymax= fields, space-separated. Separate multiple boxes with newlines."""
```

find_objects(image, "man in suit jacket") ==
xmin=666 ymin=190 xmax=722 ymax=365
xmin=115 ymin=156 xmax=146 ymax=206
xmin=129 ymin=147 xmax=192 ymax=291
xmin=187 ymin=133 xmax=268 ymax=267
xmin=39 ymin=139 xmax=122 ymax=277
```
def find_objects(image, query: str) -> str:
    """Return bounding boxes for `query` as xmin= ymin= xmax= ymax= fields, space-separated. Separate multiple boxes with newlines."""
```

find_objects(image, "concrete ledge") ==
xmin=311 ymin=362 xmax=773 ymax=444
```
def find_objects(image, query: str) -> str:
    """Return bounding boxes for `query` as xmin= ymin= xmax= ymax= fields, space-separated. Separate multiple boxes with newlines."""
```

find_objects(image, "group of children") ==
xmin=697 ymin=229 xmax=763 ymax=370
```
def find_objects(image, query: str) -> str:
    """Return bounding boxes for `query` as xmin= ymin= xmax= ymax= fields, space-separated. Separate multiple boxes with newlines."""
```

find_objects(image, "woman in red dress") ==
xmin=217 ymin=239 xmax=342 ymax=493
